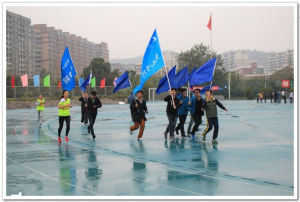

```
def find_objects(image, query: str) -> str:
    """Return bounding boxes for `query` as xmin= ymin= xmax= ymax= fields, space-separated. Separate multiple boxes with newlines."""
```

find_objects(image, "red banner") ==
xmin=100 ymin=78 xmax=105 ymax=89
xmin=281 ymin=80 xmax=290 ymax=88
xmin=11 ymin=76 xmax=15 ymax=89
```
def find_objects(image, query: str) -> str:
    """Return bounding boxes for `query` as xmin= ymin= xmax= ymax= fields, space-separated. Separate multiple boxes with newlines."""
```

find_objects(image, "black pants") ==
xmin=58 ymin=116 xmax=70 ymax=137
xmin=191 ymin=114 xmax=203 ymax=134
xmin=175 ymin=115 xmax=187 ymax=136
xmin=202 ymin=117 xmax=219 ymax=140
xmin=88 ymin=113 xmax=97 ymax=136
xmin=81 ymin=109 xmax=88 ymax=124
xmin=165 ymin=112 xmax=177 ymax=136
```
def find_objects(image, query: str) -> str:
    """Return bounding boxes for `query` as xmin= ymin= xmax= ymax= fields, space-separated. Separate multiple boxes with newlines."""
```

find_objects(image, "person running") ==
xmin=187 ymin=91 xmax=195 ymax=136
xmin=290 ymin=91 xmax=294 ymax=103
xmin=201 ymin=89 xmax=228 ymax=144
xmin=175 ymin=88 xmax=189 ymax=138
xmin=58 ymin=90 xmax=72 ymax=143
xmin=190 ymin=89 xmax=205 ymax=140
xmin=78 ymin=91 xmax=89 ymax=126
xmin=129 ymin=90 xmax=148 ymax=140
xmin=282 ymin=90 xmax=287 ymax=103
xmin=36 ymin=94 xmax=45 ymax=125
xmin=87 ymin=91 xmax=102 ymax=140
xmin=164 ymin=88 xmax=179 ymax=140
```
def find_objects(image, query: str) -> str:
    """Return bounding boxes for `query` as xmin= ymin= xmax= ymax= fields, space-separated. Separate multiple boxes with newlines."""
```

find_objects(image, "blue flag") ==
xmin=173 ymin=66 xmax=189 ymax=89
xmin=188 ymin=66 xmax=197 ymax=81
xmin=155 ymin=65 xmax=176 ymax=94
xmin=79 ymin=77 xmax=84 ymax=86
xmin=80 ymin=72 xmax=92 ymax=92
xmin=133 ymin=29 xmax=165 ymax=94
xmin=113 ymin=71 xmax=131 ymax=94
xmin=33 ymin=75 xmax=40 ymax=87
xmin=61 ymin=47 xmax=77 ymax=91
xmin=189 ymin=58 xmax=217 ymax=86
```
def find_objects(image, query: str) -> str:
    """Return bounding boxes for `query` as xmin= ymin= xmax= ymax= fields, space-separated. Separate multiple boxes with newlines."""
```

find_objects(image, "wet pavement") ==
xmin=6 ymin=100 xmax=294 ymax=196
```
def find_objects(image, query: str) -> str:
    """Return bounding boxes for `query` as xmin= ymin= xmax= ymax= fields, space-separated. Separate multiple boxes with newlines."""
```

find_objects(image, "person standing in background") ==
xmin=290 ymin=91 xmax=294 ymax=103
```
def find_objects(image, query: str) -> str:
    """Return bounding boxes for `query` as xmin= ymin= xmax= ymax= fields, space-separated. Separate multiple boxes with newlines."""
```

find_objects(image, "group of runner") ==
xmin=35 ymin=88 xmax=228 ymax=144
xmin=129 ymin=88 xmax=228 ymax=144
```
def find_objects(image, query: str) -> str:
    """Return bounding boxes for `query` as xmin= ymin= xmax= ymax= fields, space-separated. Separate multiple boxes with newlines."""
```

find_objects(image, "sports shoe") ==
xmin=92 ymin=134 xmax=96 ymax=140
xmin=58 ymin=137 xmax=62 ymax=143
xmin=129 ymin=129 xmax=134 ymax=135
xmin=202 ymin=134 xmax=206 ymax=141
xmin=182 ymin=134 xmax=187 ymax=138
xmin=170 ymin=134 xmax=175 ymax=141
xmin=65 ymin=136 xmax=69 ymax=142
xmin=175 ymin=129 xmax=179 ymax=135
xmin=191 ymin=134 xmax=195 ymax=141
xmin=212 ymin=139 xmax=218 ymax=144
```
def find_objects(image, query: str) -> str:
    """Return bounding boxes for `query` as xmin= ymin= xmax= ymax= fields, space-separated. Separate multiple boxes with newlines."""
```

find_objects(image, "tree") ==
xmin=177 ymin=43 xmax=227 ymax=89
xmin=82 ymin=58 xmax=113 ymax=86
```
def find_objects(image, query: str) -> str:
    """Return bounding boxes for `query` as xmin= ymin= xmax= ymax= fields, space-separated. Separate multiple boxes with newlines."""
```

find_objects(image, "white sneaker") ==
xmin=129 ymin=129 xmax=133 ymax=135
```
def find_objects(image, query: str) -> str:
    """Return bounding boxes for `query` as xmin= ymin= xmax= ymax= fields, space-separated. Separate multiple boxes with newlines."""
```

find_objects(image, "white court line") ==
xmin=9 ymin=133 xmax=203 ymax=196
xmin=42 ymin=118 xmax=294 ymax=195
xmin=6 ymin=156 xmax=103 ymax=196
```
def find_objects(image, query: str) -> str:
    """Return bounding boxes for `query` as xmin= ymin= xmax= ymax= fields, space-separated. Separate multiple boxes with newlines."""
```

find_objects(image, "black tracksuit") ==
xmin=191 ymin=98 xmax=204 ymax=134
xmin=164 ymin=95 xmax=179 ymax=137
xmin=87 ymin=97 xmax=102 ymax=137
xmin=78 ymin=96 xmax=88 ymax=124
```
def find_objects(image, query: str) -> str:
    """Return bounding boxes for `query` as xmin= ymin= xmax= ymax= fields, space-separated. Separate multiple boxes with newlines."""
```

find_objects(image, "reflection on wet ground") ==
xmin=6 ymin=101 xmax=294 ymax=196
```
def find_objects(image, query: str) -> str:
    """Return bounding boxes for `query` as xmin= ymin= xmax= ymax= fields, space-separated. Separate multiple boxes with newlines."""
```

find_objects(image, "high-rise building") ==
xmin=32 ymin=24 xmax=108 ymax=79
xmin=6 ymin=11 xmax=33 ymax=77
xmin=265 ymin=50 xmax=294 ymax=73
xmin=7 ymin=10 xmax=110 ymax=80
xmin=95 ymin=42 xmax=109 ymax=62
xmin=222 ymin=50 xmax=248 ymax=70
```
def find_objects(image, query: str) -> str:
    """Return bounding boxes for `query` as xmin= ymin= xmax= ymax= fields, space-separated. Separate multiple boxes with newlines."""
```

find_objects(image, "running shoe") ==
xmin=65 ymin=136 xmax=69 ymax=142
xmin=92 ymin=134 xmax=96 ymax=140
xmin=191 ymin=134 xmax=195 ymax=141
xmin=175 ymin=130 xmax=179 ymax=135
xmin=129 ymin=129 xmax=133 ymax=135
xmin=212 ymin=139 xmax=218 ymax=144
xmin=58 ymin=137 xmax=62 ymax=143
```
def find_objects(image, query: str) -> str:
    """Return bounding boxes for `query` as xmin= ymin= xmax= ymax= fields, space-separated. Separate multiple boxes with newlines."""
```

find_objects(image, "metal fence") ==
xmin=6 ymin=86 xmax=117 ymax=99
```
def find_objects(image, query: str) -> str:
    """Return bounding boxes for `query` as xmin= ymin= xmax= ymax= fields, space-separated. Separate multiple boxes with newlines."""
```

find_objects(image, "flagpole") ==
xmin=209 ymin=12 xmax=214 ymax=91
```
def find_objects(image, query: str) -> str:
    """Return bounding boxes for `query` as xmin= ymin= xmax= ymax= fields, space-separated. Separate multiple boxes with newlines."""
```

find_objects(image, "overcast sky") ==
xmin=7 ymin=4 xmax=295 ymax=59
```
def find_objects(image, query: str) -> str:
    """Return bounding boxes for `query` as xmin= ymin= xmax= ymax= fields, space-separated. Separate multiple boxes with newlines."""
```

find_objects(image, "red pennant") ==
xmin=100 ymin=78 xmax=105 ymax=89
xmin=207 ymin=14 xmax=212 ymax=31
xmin=57 ymin=80 xmax=62 ymax=88
xmin=11 ymin=76 xmax=15 ymax=89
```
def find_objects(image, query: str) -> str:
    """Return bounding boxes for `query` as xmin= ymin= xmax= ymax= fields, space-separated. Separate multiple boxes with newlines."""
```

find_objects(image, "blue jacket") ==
xmin=176 ymin=94 xmax=190 ymax=115
xmin=190 ymin=96 xmax=204 ymax=115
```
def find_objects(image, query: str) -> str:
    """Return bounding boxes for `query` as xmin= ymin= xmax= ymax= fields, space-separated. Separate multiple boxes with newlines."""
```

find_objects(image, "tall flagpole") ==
xmin=161 ymin=50 xmax=175 ymax=106
xmin=209 ymin=12 xmax=214 ymax=90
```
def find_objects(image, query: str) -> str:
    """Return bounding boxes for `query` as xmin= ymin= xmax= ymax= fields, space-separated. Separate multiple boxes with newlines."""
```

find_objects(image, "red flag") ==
xmin=11 ymin=76 xmax=15 ymax=89
xmin=57 ymin=80 xmax=62 ymax=88
xmin=100 ymin=78 xmax=105 ymax=89
xmin=207 ymin=14 xmax=212 ymax=31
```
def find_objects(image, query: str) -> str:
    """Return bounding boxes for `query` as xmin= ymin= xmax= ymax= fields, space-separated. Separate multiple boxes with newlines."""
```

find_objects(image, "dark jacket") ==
xmin=203 ymin=97 xmax=226 ymax=118
xmin=130 ymin=98 xmax=148 ymax=123
xmin=164 ymin=95 xmax=180 ymax=115
xmin=78 ymin=96 xmax=88 ymax=111
xmin=87 ymin=97 xmax=102 ymax=115
xmin=190 ymin=96 xmax=204 ymax=116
